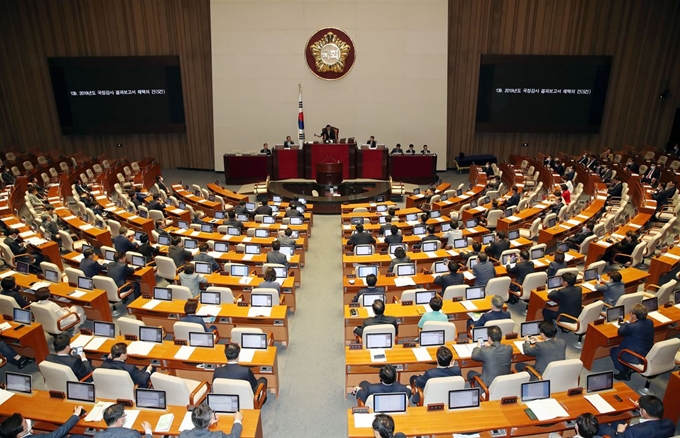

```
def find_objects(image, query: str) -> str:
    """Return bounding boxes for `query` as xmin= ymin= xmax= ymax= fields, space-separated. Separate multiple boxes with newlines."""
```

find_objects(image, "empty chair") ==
xmin=168 ymin=285 xmax=193 ymax=300
xmin=617 ymin=338 xmax=680 ymax=395
xmin=250 ymin=287 xmax=281 ymax=306
xmin=155 ymin=256 xmax=180 ymax=282
xmin=509 ymin=271 xmax=548 ymax=312
xmin=556 ymin=300 xmax=605 ymax=349
xmin=485 ymin=318 xmax=515 ymax=337
xmin=525 ymin=359 xmax=583 ymax=393
xmin=64 ymin=267 xmax=85 ymax=286
xmin=612 ymin=292 xmax=645 ymax=315
xmin=643 ymin=279 xmax=677 ymax=305
xmin=117 ymin=317 xmax=145 ymax=338
xmin=150 ymin=373 xmax=210 ymax=406
xmin=93 ymin=275 xmax=134 ymax=317
xmin=412 ymin=376 xmax=466 ymax=407
xmin=173 ymin=321 xmax=216 ymax=343
xmin=485 ymin=276 xmax=511 ymax=302
xmin=443 ymin=284 xmax=467 ymax=301
xmin=58 ymin=230 xmax=87 ymax=252
xmin=92 ymin=369 xmax=135 ymax=401
xmin=212 ymin=378 xmax=266 ymax=409
xmin=586 ymin=260 xmax=606 ymax=276
xmin=422 ymin=321 xmax=457 ymax=342
xmin=0 ymin=295 xmax=20 ymax=317
xmin=519 ymin=218 xmax=541 ymax=240
xmin=229 ymin=327 xmax=274 ymax=346
xmin=40 ymin=261 xmax=63 ymax=280
xmin=473 ymin=371 xmax=531 ymax=401
xmin=205 ymin=286 xmax=235 ymax=304
xmin=39 ymin=361 xmax=91 ymax=393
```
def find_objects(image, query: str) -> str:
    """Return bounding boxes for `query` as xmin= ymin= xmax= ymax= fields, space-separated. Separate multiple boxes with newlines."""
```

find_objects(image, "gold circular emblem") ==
xmin=305 ymin=28 xmax=356 ymax=80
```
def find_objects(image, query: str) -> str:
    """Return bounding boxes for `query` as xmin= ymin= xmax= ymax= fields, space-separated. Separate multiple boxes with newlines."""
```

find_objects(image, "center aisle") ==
xmin=261 ymin=214 xmax=356 ymax=437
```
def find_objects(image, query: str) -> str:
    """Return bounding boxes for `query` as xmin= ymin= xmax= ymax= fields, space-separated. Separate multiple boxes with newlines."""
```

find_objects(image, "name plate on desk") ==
xmin=349 ymin=343 xmax=362 ymax=350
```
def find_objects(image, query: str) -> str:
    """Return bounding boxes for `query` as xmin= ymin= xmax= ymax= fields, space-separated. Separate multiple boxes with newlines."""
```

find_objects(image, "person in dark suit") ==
xmin=352 ymin=274 xmax=385 ymax=303
xmin=372 ymin=414 xmax=407 ymax=438
xmin=45 ymin=333 xmax=93 ymax=382
xmin=212 ymin=343 xmax=268 ymax=399
xmin=515 ymin=321 xmax=566 ymax=379
xmin=284 ymin=206 xmax=303 ymax=218
xmin=0 ymin=277 xmax=29 ymax=308
xmin=414 ymin=226 xmax=440 ymax=249
xmin=40 ymin=213 xmax=61 ymax=245
xmin=409 ymin=346 xmax=461 ymax=404
xmin=563 ymin=166 xmax=575 ymax=182
xmin=641 ymin=163 xmax=661 ymax=184
xmin=137 ymin=233 xmax=158 ymax=262
xmin=168 ymin=236 xmax=192 ymax=268
xmin=222 ymin=210 xmax=243 ymax=231
xmin=94 ymin=403 xmax=153 ymax=438
xmin=506 ymin=250 xmax=535 ymax=292
xmin=390 ymin=144 xmax=403 ymax=155
xmin=352 ymin=364 xmax=411 ymax=403
xmin=585 ymin=154 xmax=599 ymax=171
xmin=405 ymin=144 xmax=416 ymax=155
xmin=0 ymin=407 xmax=87 ymax=438
xmin=468 ymin=295 xmax=510 ymax=328
xmin=565 ymin=221 xmax=594 ymax=250
xmin=180 ymin=299 xmax=217 ymax=332
xmin=543 ymin=155 xmax=553 ymax=167
xmin=254 ymin=200 xmax=272 ymax=216
xmin=101 ymin=342 xmax=154 ymax=388
xmin=461 ymin=241 xmax=482 ymax=261
xmin=434 ymin=261 xmax=464 ymax=294
xmin=601 ymin=231 xmax=639 ymax=265
xmin=0 ymin=166 xmax=16 ymax=185
xmin=193 ymin=243 xmax=220 ymax=272
xmin=546 ymin=250 xmax=567 ymax=277
xmin=155 ymin=175 xmax=169 ymax=193
xmin=577 ymin=153 xmax=589 ymax=165
xmin=147 ymin=193 xmax=166 ymax=211
xmin=0 ymin=341 xmax=34 ymax=369
xmin=233 ymin=201 xmax=250 ymax=216
xmin=598 ymin=395 xmax=675 ymax=438
xmin=542 ymin=272 xmax=582 ymax=324
xmin=552 ymin=159 xmax=564 ymax=176
xmin=384 ymin=225 xmax=403 ymax=244
xmin=624 ymin=158 xmax=639 ymax=174
xmin=317 ymin=124 xmax=338 ymax=142
xmin=466 ymin=325 xmax=512 ymax=387
xmin=366 ymin=136 xmax=377 ymax=148
xmin=420 ymin=145 xmax=432 ymax=154
xmin=259 ymin=143 xmax=271 ymax=155
xmin=486 ymin=230 xmax=510 ymax=260
xmin=107 ymin=252 xmax=139 ymax=299
xmin=607 ymin=177 xmax=624 ymax=198
xmin=277 ymin=227 xmax=297 ymax=248
xmin=178 ymin=404 xmax=243 ymax=438
xmin=609 ymin=303 xmax=654 ymax=380
xmin=79 ymin=248 xmax=106 ymax=279
xmin=652 ymin=181 xmax=677 ymax=210
xmin=4 ymin=229 xmax=44 ymax=269
xmin=387 ymin=247 xmax=411 ymax=273
xmin=506 ymin=186 xmax=520 ymax=207
xmin=348 ymin=224 xmax=376 ymax=246
xmin=113 ymin=227 xmax=138 ymax=254
xmin=283 ymin=135 xmax=295 ymax=148
xmin=354 ymin=299 xmax=398 ymax=336
xmin=265 ymin=240 xmax=288 ymax=269
xmin=596 ymin=270 xmax=625 ymax=306
xmin=472 ymin=252 xmax=496 ymax=287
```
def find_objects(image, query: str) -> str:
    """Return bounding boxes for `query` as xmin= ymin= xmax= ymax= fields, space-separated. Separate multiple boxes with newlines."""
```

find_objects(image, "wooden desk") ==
xmin=171 ymin=184 xmax=222 ymax=217
xmin=80 ymin=335 xmax=280 ymax=397
xmin=206 ymin=183 xmax=249 ymax=205
xmin=580 ymin=303 xmax=680 ymax=369
xmin=431 ymin=184 xmax=487 ymax=214
xmin=0 ymin=390 xmax=263 ymax=437
xmin=0 ymin=315 xmax=49 ymax=362
xmin=165 ymin=225 xmax=309 ymax=252
xmin=646 ymin=246 xmax=680 ymax=287
xmin=340 ymin=207 xmax=449 ymax=225
xmin=0 ymin=216 xmax=63 ymax=271
xmin=90 ymin=188 xmax=155 ymax=238
xmin=406 ymin=183 xmax=452 ymax=209
xmin=127 ymin=298 xmax=290 ymax=347
xmin=341 ymin=223 xmax=488 ymax=240
xmin=663 ymin=371 xmax=680 ymax=423
xmin=340 ymin=202 xmax=397 ymax=214
xmin=198 ymin=273 xmax=297 ymax=313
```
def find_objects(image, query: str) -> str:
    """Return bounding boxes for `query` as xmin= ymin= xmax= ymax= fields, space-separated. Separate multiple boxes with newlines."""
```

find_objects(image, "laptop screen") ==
xmin=207 ymin=394 xmax=240 ymax=414
xmin=366 ymin=333 xmax=393 ymax=349
xmin=587 ymin=371 xmax=614 ymax=393
xmin=441 ymin=223 xmax=451 ymax=232
xmin=44 ymin=269 xmax=60 ymax=283
xmin=93 ymin=321 xmax=116 ymax=338
xmin=471 ymin=327 xmax=489 ymax=342
xmin=184 ymin=239 xmax=198 ymax=250
xmin=241 ymin=333 xmax=268 ymax=350
xmin=422 ymin=241 xmax=438 ymax=252
xmin=136 ymin=388 xmax=167 ymax=410
xmin=272 ymin=195 xmax=282 ymax=202
xmin=195 ymin=261 xmax=211 ymax=274
xmin=504 ymin=208 xmax=514 ymax=217
xmin=13 ymin=308 xmax=31 ymax=325
xmin=200 ymin=291 xmax=221 ymax=305
xmin=158 ymin=235 xmax=171 ymax=246
xmin=482 ymin=234 xmax=495 ymax=245
xmin=251 ymin=294 xmax=272 ymax=307
xmin=255 ymin=228 xmax=269 ymax=237
xmin=453 ymin=239 xmax=468 ymax=249
xmin=642 ymin=297 xmax=658 ymax=312
xmin=245 ymin=244 xmax=260 ymax=255
xmin=77 ymin=276 xmax=93 ymax=290
xmin=419 ymin=330 xmax=445 ymax=347
xmin=357 ymin=265 xmax=378 ymax=278
xmin=290 ymin=217 xmax=303 ymax=225
xmin=440 ymin=194 xmax=449 ymax=201
xmin=153 ymin=287 xmax=172 ymax=301
xmin=413 ymin=188 xmax=421 ymax=195
xmin=231 ymin=264 xmax=248 ymax=277
xmin=556 ymin=242 xmax=569 ymax=253
xmin=501 ymin=254 xmax=515 ymax=265
xmin=548 ymin=218 xmax=557 ymax=228
xmin=263 ymin=216 xmax=275 ymax=224
xmin=521 ymin=380 xmax=551 ymax=402
xmin=406 ymin=213 xmax=417 ymax=221
xmin=413 ymin=225 xmax=426 ymax=236
xmin=178 ymin=220 xmax=189 ymax=230
xmin=547 ymin=276 xmax=562 ymax=289
xmin=430 ymin=210 xmax=441 ymax=218
xmin=376 ymin=205 xmax=387 ymax=212
xmin=228 ymin=226 xmax=241 ymax=236
xmin=530 ymin=248 xmax=545 ymax=259
xmin=520 ymin=321 xmax=541 ymax=337
xmin=67 ymin=381 xmax=96 ymax=403
xmin=134 ymin=231 xmax=144 ymax=242
xmin=434 ymin=261 xmax=448 ymax=274
xmin=388 ymin=244 xmax=406 ymax=255
xmin=465 ymin=287 xmax=485 ymax=301
xmin=279 ymin=246 xmax=294 ymax=257
xmin=415 ymin=290 xmax=436 ymax=305
xmin=273 ymin=267 xmax=287 ymax=278
xmin=465 ymin=219 xmax=478 ymax=228
xmin=214 ymin=211 xmax=225 ymax=219
xmin=362 ymin=293 xmax=386 ymax=307
xmin=131 ymin=255 xmax=145 ymax=267
xmin=201 ymin=224 xmax=214 ymax=233
xmin=81 ymin=244 xmax=93 ymax=254
xmin=189 ymin=332 xmax=214 ymax=348
xmin=468 ymin=258 xmax=479 ymax=269
xmin=583 ymin=268 xmax=598 ymax=282
xmin=15 ymin=261 xmax=29 ymax=274
xmin=448 ymin=388 xmax=481 ymax=410
xmin=396 ymin=263 xmax=416 ymax=277
xmin=5 ymin=372 xmax=31 ymax=394
xmin=507 ymin=229 xmax=520 ymax=240
xmin=139 ymin=326 xmax=163 ymax=343
xmin=355 ymin=245 xmax=372 ymax=256
xmin=237 ymin=214 xmax=249 ymax=222
xmin=104 ymin=249 xmax=116 ymax=261
xmin=373 ymin=393 xmax=407 ymax=414
xmin=214 ymin=242 xmax=228 ymax=253
xmin=606 ymin=306 xmax=624 ymax=322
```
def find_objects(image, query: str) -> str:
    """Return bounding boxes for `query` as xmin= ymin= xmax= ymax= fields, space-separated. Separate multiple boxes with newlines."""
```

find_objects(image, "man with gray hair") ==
xmin=179 ymin=404 xmax=243 ymax=438
xmin=467 ymin=295 xmax=510 ymax=329
xmin=94 ymin=403 xmax=152 ymax=438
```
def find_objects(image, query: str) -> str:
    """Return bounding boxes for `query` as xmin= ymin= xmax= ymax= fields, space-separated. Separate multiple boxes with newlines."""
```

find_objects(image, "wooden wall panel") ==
xmin=0 ymin=0 xmax=213 ymax=169
xmin=447 ymin=0 xmax=680 ymax=166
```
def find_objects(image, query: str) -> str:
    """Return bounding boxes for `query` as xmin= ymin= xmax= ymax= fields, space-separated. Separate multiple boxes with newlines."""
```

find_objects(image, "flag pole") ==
xmin=298 ymin=84 xmax=305 ymax=148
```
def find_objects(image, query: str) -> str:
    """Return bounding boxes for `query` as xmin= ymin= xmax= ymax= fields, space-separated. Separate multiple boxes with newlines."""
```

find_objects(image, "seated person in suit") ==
xmin=354 ymin=299 xmax=398 ymax=337
xmin=384 ymin=225 xmax=403 ymax=244
xmin=624 ymin=158 xmax=639 ymax=174
xmin=552 ymin=159 xmax=564 ymax=175
xmin=372 ymin=414 xmax=406 ymax=438
xmin=348 ymin=224 xmax=376 ymax=246
xmin=180 ymin=299 xmax=217 ymax=332
xmin=254 ymin=199 xmax=273 ymax=216
xmin=483 ymin=162 xmax=495 ymax=176
xmin=546 ymin=250 xmax=567 ymax=277
xmin=179 ymin=404 xmax=243 ymax=438
xmin=101 ymin=342 xmax=154 ymax=388
xmin=4 ymin=229 xmax=44 ymax=271
xmin=107 ymin=251 xmax=140 ymax=299
xmin=259 ymin=266 xmax=281 ymax=293
xmin=366 ymin=136 xmax=377 ymax=148
xmin=154 ymin=219 xmax=170 ymax=237
xmin=596 ymin=270 xmax=624 ymax=306
xmin=550 ymin=194 xmax=564 ymax=215
xmin=405 ymin=144 xmax=416 ymax=155
xmin=514 ymin=321 xmax=566 ymax=379
xmin=222 ymin=210 xmax=243 ymax=231
xmin=79 ymin=248 xmax=106 ymax=279
xmin=542 ymin=272 xmax=581 ymax=324
xmin=113 ymin=226 xmax=138 ymax=254
xmin=193 ymin=243 xmax=220 ymax=272
xmin=601 ymin=230 xmax=639 ymax=265
xmin=179 ymin=264 xmax=207 ymax=297
xmin=266 ymin=240 xmax=289 ymax=269
xmin=0 ymin=341 xmax=34 ymax=369
xmin=352 ymin=364 xmax=411 ymax=403
xmin=168 ymin=236 xmax=192 ymax=268
xmin=233 ymin=200 xmax=250 ymax=216
xmin=460 ymin=241 xmax=482 ymax=261
xmin=0 ymin=407 xmax=86 ymax=438
xmin=472 ymin=252 xmax=496 ymax=288
xmin=283 ymin=135 xmax=295 ymax=148
xmin=434 ymin=261 xmax=464 ymax=294
xmin=479 ymin=200 xmax=502 ymax=227
xmin=486 ymin=231 xmax=510 ymax=261
xmin=388 ymin=247 xmax=411 ymax=273
xmin=409 ymin=346 xmax=461 ymax=404
xmin=565 ymin=221 xmax=594 ymax=250
xmin=414 ymin=225 xmax=439 ymax=249
xmin=259 ymin=143 xmax=271 ymax=155
xmin=379 ymin=215 xmax=396 ymax=235
xmin=137 ymin=233 xmax=159 ymax=262
xmin=45 ymin=333 xmax=93 ymax=382
xmin=0 ymin=276 xmax=29 ymax=308
xmin=212 ymin=343 xmax=268 ymax=403
xmin=318 ymin=124 xmax=338 ymax=142
xmin=641 ymin=163 xmax=661 ymax=184
xmin=417 ymin=295 xmax=448 ymax=329
xmin=467 ymin=295 xmax=510 ymax=329
xmin=147 ymin=193 xmax=166 ymax=211
xmin=155 ymin=175 xmax=169 ymax=193
xmin=506 ymin=186 xmax=520 ymax=207
xmin=466 ymin=325 xmax=512 ymax=387
xmin=352 ymin=274 xmax=384 ymax=303
xmin=284 ymin=205 xmax=303 ymax=218
xmin=485 ymin=175 xmax=501 ymax=191
xmin=35 ymin=287 xmax=86 ymax=333
xmin=278 ymin=228 xmax=297 ymax=248
xmin=40 ymin=213 xmax=62 ymax=245
xmin=610 ymin=303 xmax=654 ymax=381
xmin=390 ymin=144 xmax=403 ymax=155
xmin=95 ymin=403 xmax=152 ymax=438
xmin=420 ymin=145 xmax=431 ymax=154
xmin=506 ymin=250 xmax=535 ymax=292
xmin=598 ymin=395 xmax=675 ymax=438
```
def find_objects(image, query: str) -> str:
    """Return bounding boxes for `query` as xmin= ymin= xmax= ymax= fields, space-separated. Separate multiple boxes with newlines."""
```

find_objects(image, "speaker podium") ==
xmin=316 ymin=162 xmax=343 ymax=185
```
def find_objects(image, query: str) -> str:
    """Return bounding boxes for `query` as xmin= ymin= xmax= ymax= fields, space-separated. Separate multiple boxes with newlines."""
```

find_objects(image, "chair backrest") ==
xmin=443 ymin=285 xmax=468 ymax=301
xmin=554 ymin=267 xmax=579 ymax=278
xmin=155 ymin=256 xmax=178 ymax=280
xmin=627 ymin=241 xmax=647 ymax=266
xmin=92 ymin=275 xmax=125 ymax=303
xmin=0 ymin=295 xmax=20 ymax=316
xmin=65 ymin=267 xmax=85 ymax=286
xmin=422 ymin=376 xmax=466 ymax=405
xmin=586 ymin=260 xmax=606 ymax=276
xmin=39 ymin=361 xmax=78 ymax=392
xmin=488 ymin=372 xmax=530 ymax=400
xmin=29 ymin=301 xmax=66 ymax=334
xmin=541 ymin=359 xmax=583 ymax=393
xmin=212 ymin=378 xmax=255 ymax=409
xmin=174 ymin=321 xmax=205 ymax=341
xmin=150 ymin=373 xmax=194 ymax=407
xmin=641 ymin=338 xmax=680 ymax=377
xmin=168 ymin=285 xmax=193 ymax=300
xmin=206 ymin=287 xmax=235 ymax=305
xmin=485 ymin=276 xmax=511 ymax=302
xmin=40 ymin=261 xmax=63 ymax=278
xmin=362 ymin=324 xmax=396 ymax=347
xmin=117 ymin=316 xmax=144 ymax=337
xmin=520 ymin=272 xmax=548 ymax=300
xmin=574 ymin=300 xmax=605 ymax=335
xmin=422 ymin=321 xmax=457 ymax=342
xmin=230 ymin=327 xmax=264 ymax=345
xmin=251 ymin=287 xmax=280 ymax=306
xmin=400 ymin=288 xmax=429 ymax=303
xmin=527 ymin=218 xmax=541 ymax=237
xmin=485 ymin=318 xmax=514 ymax=336
xmin=614 ymin=292 xmax=645 ymax=315
xmin=653 ymin=279 xmax=677 ymax=305
xmin=92 ymin=369 xmax=135 ymax=400
xmin=499 ymin=249 xmax=520 ymax=262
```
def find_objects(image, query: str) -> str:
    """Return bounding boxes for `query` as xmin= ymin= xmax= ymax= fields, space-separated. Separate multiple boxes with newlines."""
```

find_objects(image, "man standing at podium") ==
xmin=283 ymin=136 xmax=295 ymax=148
xmin=317 ymin=124 xmax=337 ymax=142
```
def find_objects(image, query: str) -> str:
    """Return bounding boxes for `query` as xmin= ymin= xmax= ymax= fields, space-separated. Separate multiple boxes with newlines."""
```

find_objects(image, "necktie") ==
xmin=647 ymin=168 xmax=653 ymax=178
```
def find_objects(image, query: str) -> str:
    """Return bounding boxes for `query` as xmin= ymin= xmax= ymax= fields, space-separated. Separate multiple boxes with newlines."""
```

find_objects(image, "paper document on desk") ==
xmin=207 ymin=251 xmax=223 ymax=258
xmin=463 ymin=271 xmax=475 ymax=281
xmin=174 ymin=346 xmax=195 ymax=360
xmin=25 ymin=237 xmax=48 ymax=246
xmin=0 ymin=389 xmax=14 ymax=406
xmin=648 ymin=311 xmax=672 ymax=324
xmin=564 ymin=254 xmax=575 ymax=262
xmin=0 ymin=271 xmax=16 ymax=279
xmin=584 ymin=394 xmax=616 ymax=414
xmin=507 ymin=215 xmax=521 ymax=222
xmin=19 ymin=231 xmax=33 ymax=238
xmin=559 ymin=224 xmax=571 ymax=230
xmin=142 ymin=299 xmax=161 ymax=310
xmin=393 ymin=277 xmax=416 ymax=287
xmin=412 ymin=347 xmax=432 ymax=362
xmin=474 ymin=206 xmax=486 ymax=212
xmin=275 ymin=278 xmax=285 ymax=285
xmin=343 ymin=224 xmax=351 ymax=230
xmin=155 ymin=413 xmax=175 ymax=433
xmin=172 ymin=208 xmax=185 ymax=214
xmin=238 ymin=348 xmax=256 ymax=363
xmin=197 ymin=305 xmax=221 ymax=316
xmin=453 ymin=344 xmax=474 ymax=358
xmin=248 ymin=307 xmax=272 ymax=317
xmin=70 ymin=335 xmax=93 ymax=349
xmin=190 ymin=231 xmax=200 ymax=237
xmin=459 ymin=195 xmax=469 ymax=200
xmin=0 ymin=322 xmax=11 ymax=331
xmin=370 ymin=349 xmax=387 ymax=363
xmin=122 ymin=410 xmax=140 ymax=429
xmin=525 ymin=398 xmax=569 ymax=421
xmin=566 ymin=219 xmax=581 ymax=226
xmin=447 ymin=250 xmax=459 ymax=257
xmin=467 ymin=312 xmax=482 ymax=322
xmin=663 ymin=253 xmax=680 ymax=261
xmin=85 ymin=337 xmax=107 ymax=351
xmin=30 ymin=281 xmax=53 ymax=291
xmin=453 ymin=434 xmax=480 ymax=438
xmin=126 ymin=341 xmax=156 ymax=356
xmin=510 ymin=240 xmax=521 ymax=247
xmin=514 ymin=340 xmax=527 ymax=354
xmin=238 ymin=276 xmax=253 ymax=284
xmin=426 ymin=251 xmax=438 ymax=258
xmin=406 ymin=221 xmax=419 ymax=226
xmin=354 ymin=413 xmax=377 ymax=429
xmin=84 ymin=402 xmax=115 ymax=422
xmin=69 ymin=290 xmax=87 ymax=298
xmin=581 ymin=282 xmax=596 ymax=291
xmin=531 ymin=260 xmax=546 ymax=268
xmin=241 ymin=254 xmax=254 ymax=261
xmin=71 ymin=254 xmax=85 ymax=263
xmin=461 ymin=300 xmax=477 ymax=311
xmin=9 ymin=223 xmax=24 ymax=229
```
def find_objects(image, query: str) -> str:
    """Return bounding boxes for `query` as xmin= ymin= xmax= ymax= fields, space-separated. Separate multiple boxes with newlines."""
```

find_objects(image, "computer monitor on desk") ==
xmin=530 ymin=247 xmax=545 ymax=259
xmin=586 ymin=371 xmax=614 ymax=393
xmin=606 ymin=306 xmax=624 ymax=322
xmin=362 ymin=293 xmax=386 ymax=308
xmin=44 ymin=269 xmax=60 ymax=283
xmin=13 ymin=308 xmax=31 ymax=326
xmin=15 ymin=261 xmax=29 ymax=275
xmin=642 ymin=297 xmax=658 ymax=312
xmin=139 ymin=326 xmax=163 ymax=343
xmin=251 ymin=294 xmax=272 ymax=307
xmin=153 ymin=287 xmax=172 ymax=301
xmin=465 ymin=287 xmax=485 ymax=301
xmin=396 ymin=263 xmax=416 ymax=277
xmin=521 ymin=380 xmax=550 ymax=402
xmin=547 ymin=276 xmax=562 ymax=290
xmin=520 ymin=320 xmax=541 ymax=338
xmin=157 ymin=235 xmax=171 ymax=246
xmin=184 ymin=239 xmax=198 ymax=250
xmin=214 ymin=242 xmax=228 ymax=253
xmin=67 ymin=381 xmax=96 ymax=403
xmin=415 ymin=290 xmax=437 ymax=305
xmin=194 ymin=261 xmax=211 ymax=274
xmin=230 ymin=264 xmax=248 ymax=277
xmin=365 ymin=333 xmax=393 ymax=349
xmin=448 ymin=388 xmax=481 ymax=410
xmin=207 ymin=394 xmax=239 ymax=414
xmin=471 ymin=327 xmax=488 ymax=343
xmin=421 ymin=241 xmax=438 ymax=252
xmin=200 ymin=291 xmax=221 ymax=305
xmin=5 ymin=372 xmax=31 ymax=394
xmin=189 ymin=332 xmax=214 ymax=348
xmin=453 ymin=238 xmax=468 ymax=249
xmin=241 ymin=333 xmax=268 ymax=350
xmin=373 ymin=393 xmax=407 ymax=414
xmin=507 ymin=229 xmax=520 ymax=240
xmin=93 ymin=320 xmax=116 ymax=338
xmin=136 ymin=389 xmax=167 ymax=410
xmin=583 ymin=268 xmax=598 ymax=282
xmin=201 ymin=224 xmax=214 ymax=233
xmin=419 ymin=330 xmax=445 ymax=347
xmin=357 ymin=265 xmax=378 ymax=279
